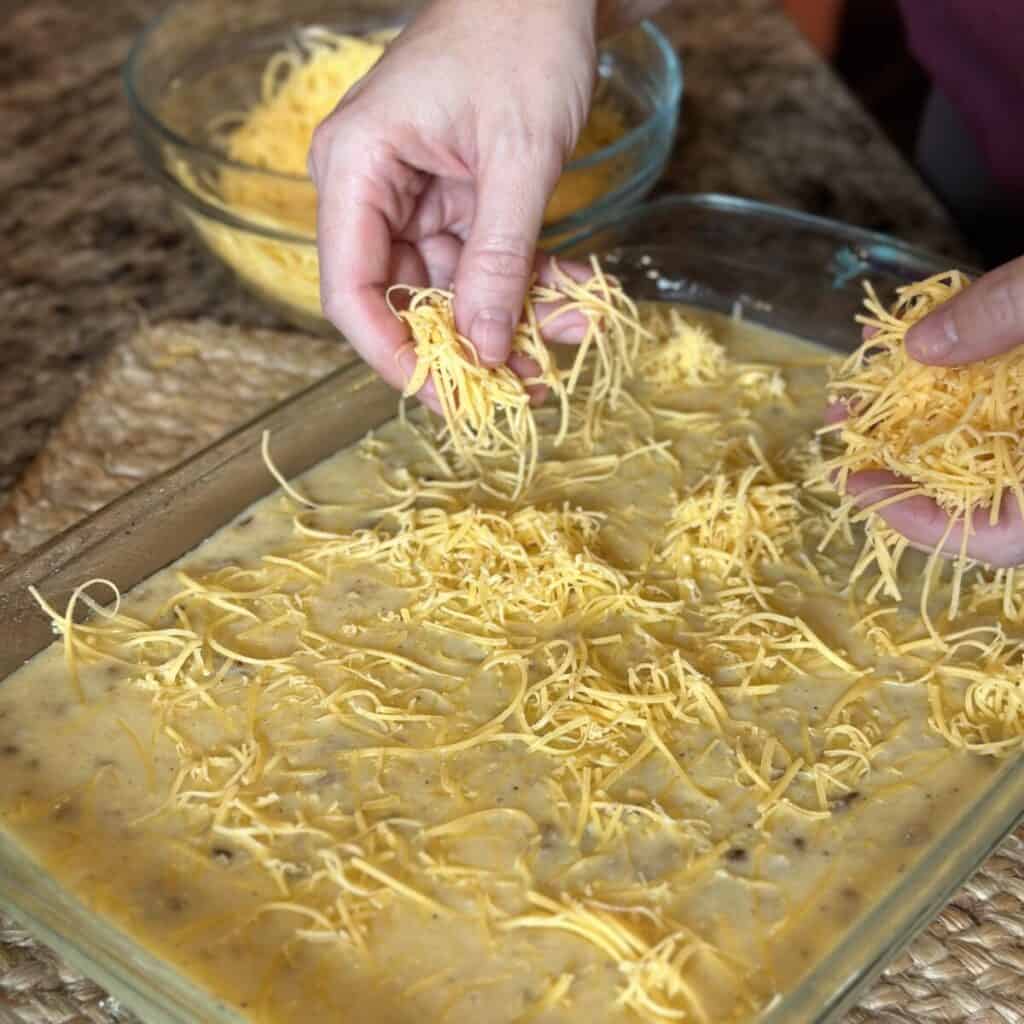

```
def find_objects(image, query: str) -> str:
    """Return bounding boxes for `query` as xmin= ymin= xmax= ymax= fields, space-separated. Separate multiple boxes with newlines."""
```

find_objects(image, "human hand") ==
xmin=830 ymin=254 xmax=1024 ymax=566
xmin=310 ymin=0 xmax=661 ymax=402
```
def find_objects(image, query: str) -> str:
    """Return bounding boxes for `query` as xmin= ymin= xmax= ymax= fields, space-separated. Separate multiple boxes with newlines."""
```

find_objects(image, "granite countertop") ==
xmin=0 ymin=0 xmax=969 ymax=503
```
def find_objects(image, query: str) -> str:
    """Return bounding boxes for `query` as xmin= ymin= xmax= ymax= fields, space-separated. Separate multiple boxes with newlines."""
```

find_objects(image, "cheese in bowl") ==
xmin=126 ymin=2 xmax=681 ymax=332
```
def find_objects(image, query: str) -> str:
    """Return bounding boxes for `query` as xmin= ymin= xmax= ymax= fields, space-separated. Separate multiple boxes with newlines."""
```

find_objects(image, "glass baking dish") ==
xmin=0 ymin=193 xmax=1018 ymax=1024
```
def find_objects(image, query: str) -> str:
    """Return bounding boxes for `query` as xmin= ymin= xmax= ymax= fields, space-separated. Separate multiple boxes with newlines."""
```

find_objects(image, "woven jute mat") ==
xmin=1 ymin=321 xmax=1023 ymax=1024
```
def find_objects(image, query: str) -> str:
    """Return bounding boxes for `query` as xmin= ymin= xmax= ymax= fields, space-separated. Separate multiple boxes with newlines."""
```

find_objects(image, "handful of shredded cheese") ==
xmin=826 ymin=270 xmax=1021 ymax=521
xmin=821 ymin=271 xmax=1024 ymax=621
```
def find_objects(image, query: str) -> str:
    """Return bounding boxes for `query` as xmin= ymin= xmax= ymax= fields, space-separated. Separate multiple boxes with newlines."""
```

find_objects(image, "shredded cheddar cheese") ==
xmin=498 ymin=893 xmax=734 ymax=1023
xmin=639 ymin=309 xmax=786 ymax=402
xmin=662 ymin=464 xmax=801 ymax=581
xmin=925 ymin=630 xmax=1024 ymax=756
xmin=394 ymin=257 xmax=651 ymax=495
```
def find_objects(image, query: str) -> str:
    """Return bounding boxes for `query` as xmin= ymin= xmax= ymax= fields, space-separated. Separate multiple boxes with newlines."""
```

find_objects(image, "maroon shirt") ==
xmin=900 ymin=0 xmax=1024 ymax=198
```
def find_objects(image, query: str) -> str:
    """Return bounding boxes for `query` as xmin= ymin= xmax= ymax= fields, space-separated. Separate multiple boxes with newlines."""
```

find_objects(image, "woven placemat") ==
xmin=0 ymin=321 xmax=1022 ymax=1024
xmin=0 ymin=319 xmax=352 ymax=558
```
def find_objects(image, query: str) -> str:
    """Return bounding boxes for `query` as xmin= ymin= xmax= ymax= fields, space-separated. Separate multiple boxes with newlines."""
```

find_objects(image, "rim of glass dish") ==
xmin=556 ymin=192 xmax=979 ymax=273
xmin=122 ymin=6 xmax=683 ymax=184
xmin=144 ymin=111 xmax=672 ymax=247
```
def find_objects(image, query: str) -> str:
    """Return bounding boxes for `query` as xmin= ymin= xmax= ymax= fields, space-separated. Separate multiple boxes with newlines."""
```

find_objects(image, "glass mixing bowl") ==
xmin=124 ymin=0 xmax=683 ymax=334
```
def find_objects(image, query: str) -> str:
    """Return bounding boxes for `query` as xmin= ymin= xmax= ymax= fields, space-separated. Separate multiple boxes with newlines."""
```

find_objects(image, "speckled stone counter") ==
xmin=0 ymin=0 xmax=970 ymax=504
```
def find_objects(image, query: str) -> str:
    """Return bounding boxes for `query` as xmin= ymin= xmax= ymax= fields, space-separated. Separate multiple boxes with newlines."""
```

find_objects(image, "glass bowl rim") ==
xmin=122 ymin=4 xmax=683 ymax=186
xmin=141 ymin=129 xmax=677 ymax=247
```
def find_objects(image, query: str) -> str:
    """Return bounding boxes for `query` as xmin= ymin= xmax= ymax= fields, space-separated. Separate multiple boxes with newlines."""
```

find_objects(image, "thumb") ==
xmin=454 ymin=153 xmax=559 ymax=368
xmin=906 ymin=255 xmax=1024 ymax=366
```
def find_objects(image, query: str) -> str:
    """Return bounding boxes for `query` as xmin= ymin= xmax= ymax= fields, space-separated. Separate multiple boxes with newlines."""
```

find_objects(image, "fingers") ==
xmin=388 ymin=241 xmax=429 ymax=295
xmin=532 ymin=257 xmax=593 ymax=345
xmin=404 ymin=179 xmax=592 ymax=347
xmin=843 ymin=470 xmax=1024 ymax=568
xmin=311 ymin=141 xmax=446 ymax=413
xmin=311 ymin=133 xmax=417 ymax=383
xmin=388 ymin=234 xmax=462 ymax=298
xmin=453 ymin=153 xmax=560 ymax=368
xmin=317 ymin=196 xmax=413 ymax=393
xmin=905 ymin=254 xmax=1024 ymax=366
xmin=823 ymin=401 xmax=847 ymax=426
xmin=507 ymin=352 xmax=549 ymax=405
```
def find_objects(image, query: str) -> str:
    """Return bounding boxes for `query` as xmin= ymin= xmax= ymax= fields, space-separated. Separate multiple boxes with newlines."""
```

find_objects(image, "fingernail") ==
xmin=907 ymin=308 xmax=958 ymax=361
xmin=470 ymin=310 xmax=513 ymax=366
xmin=546 ymin=318 xmax=588 ymax=345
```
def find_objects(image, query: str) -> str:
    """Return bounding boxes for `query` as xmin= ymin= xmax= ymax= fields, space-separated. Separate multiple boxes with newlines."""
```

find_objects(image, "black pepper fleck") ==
xmin=831 ymin=790 xmax=860 ymax=812
xmin=53 ymin=800 xmax=76 ymax=821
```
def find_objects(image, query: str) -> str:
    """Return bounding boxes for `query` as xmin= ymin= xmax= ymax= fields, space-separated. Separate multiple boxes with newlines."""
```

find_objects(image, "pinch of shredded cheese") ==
xmin=393 ymin=257 xmax=651 ymax=496
xmin=926 ymin=630 xmax=1024 ymax=756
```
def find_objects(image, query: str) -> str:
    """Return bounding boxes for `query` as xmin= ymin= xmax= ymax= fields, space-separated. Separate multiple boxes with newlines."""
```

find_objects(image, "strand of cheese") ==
xmin=512 ymin=973 xmax=575 ymax=1024
xmin=498 ymin=893 xmax=719 ymax=1023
